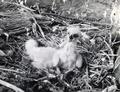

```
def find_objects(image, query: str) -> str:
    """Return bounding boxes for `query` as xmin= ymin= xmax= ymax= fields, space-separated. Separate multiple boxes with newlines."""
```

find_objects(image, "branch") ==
xmin=0 ymin=67 xmax=25 ymax=74
xmin=0 ymin=79 xmax=24 ymax=92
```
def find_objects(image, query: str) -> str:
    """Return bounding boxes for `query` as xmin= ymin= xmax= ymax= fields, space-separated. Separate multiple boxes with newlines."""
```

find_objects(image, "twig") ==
xmin=0 ymin=67 xmax=25 ymax=74
xmin=104 ymin=40 xmax=114 ymax=67
xmin=79 ymin=27 xmax=99 ymax=31
xmin=89 ymin=64 xmax=107 ymax=68
xmin=112 ymin=41 xmax=120 ymax=45
xmin=15 ymin=3 xmax=35 ymax=11
xmin=0 ymin=79 xmax=24 ymax=92
xmin=31 ymin=16 xmax=45 ymax=38
xmin=34 ymin=76 xmax=48 ymax=81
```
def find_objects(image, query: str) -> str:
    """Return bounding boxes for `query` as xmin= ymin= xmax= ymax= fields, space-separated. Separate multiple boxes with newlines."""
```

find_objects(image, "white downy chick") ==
xmin=25 ymin=25 xmax=83 ymax=70
xmin=25 ymin=38 xmax=82 ymax=70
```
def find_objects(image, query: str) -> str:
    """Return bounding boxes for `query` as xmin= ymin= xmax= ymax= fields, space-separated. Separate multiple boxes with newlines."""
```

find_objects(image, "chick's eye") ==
xmin=73 ymin=34 xmax=79 ymax=38
xmin=114 ymin=13 xmax=116 ymax=15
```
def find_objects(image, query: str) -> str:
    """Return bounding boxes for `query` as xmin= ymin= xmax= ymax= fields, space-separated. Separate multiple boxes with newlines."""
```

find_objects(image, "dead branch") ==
xmin=0 ymin=79 xmax=24 ymax=92
xmin=0 ymin=67 xmax=25 ymax=74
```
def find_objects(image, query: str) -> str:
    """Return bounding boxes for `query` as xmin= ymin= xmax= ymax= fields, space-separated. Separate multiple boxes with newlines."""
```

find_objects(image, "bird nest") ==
xmin=0 ymin=1 xmax=118 ymax=92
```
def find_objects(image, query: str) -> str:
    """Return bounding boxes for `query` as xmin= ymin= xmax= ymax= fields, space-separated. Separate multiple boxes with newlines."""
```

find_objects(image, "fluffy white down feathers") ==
xmin=25 ymin=39 xmax=82 ymax=69
xmin=25 ymin=39 xmax=58 ymax=69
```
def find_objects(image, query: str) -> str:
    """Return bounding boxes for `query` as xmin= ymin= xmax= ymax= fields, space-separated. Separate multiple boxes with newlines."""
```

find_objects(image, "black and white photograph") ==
xmin=0 ymin=0 xmax=119 ymax=92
